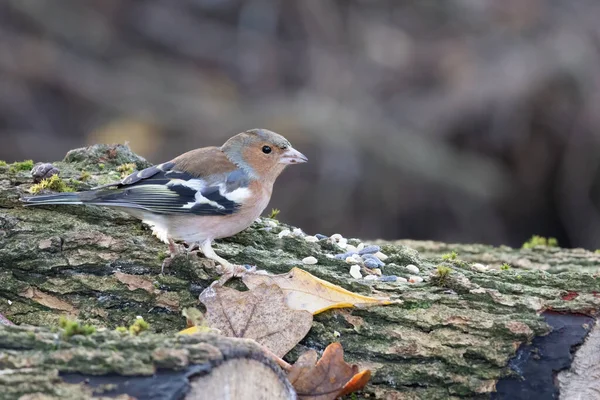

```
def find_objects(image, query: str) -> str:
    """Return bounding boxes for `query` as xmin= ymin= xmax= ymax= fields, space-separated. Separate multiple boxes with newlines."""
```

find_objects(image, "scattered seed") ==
xmin=325 ymin=254 xmax=334 ymax=259
xmin=349 ymin=265 xmax=362 ymax=279
xmin=302 ymin=256 xmax=318 ymax=265
xmin=364 ymin=274 xmax=378 ymax=281
xmin=409 ymin=276 xmax=423 ymax=284
xmin=358 ymin=245 xmax=380 ymax=255
xmin=472 ymin=263 xmax=488 ymax=272
xmin=304 ymin=235 xmax=319 ymax=243
xmin=335 ymin=251 xmax=356 ymax=260
xmin=315 ymin=234 xmax=328 ymax=240
xmin=373 ymin=268 xmax=382 ymax=276
xmin=362 ymin=254 xmax=385 ymax=267
xmin=333 ymin=330 xmax=341 ymax=337
xmin=374 ymin=251 xmax=389 ymax=261
xmin=356 ymin=243 xmax=365 ymax=251
xmin=345 ymin=244 xmax=358 ymax=253
xmin=331 ymin=233 xmax=343 ymax=241
xmin=405 ymin=264 xmax=420 ymax=274
xmin=379 ymin=275 xmax=398 ymax=282
xmin=265 ymin=220 xmax=278 ymax=228
xmin=396 ymin=277 xmax=408 ymax=283
xmin=363 ymin=259 xmax=380 ymax=269
xmin=292 ymin=228 xmax=304 ymax=237
xmin=7 ymin=300 xmax=12 ymax=305
xmin=345 ymin=256 xmax=356 ymax=264
xmin=278 ymin=229 xmax=291 ymax=238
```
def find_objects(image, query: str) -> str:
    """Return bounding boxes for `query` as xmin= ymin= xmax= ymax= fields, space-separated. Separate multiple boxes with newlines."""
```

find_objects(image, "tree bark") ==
xmin=1 ymin=145 xmax=599 ymax=399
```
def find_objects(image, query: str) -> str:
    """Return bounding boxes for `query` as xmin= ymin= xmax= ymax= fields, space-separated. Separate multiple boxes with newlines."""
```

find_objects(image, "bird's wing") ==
xmin=85 ymin=148 xmax=251 ymax=216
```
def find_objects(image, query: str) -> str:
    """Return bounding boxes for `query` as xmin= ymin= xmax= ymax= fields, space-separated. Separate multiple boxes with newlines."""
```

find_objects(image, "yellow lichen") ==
xmin=117 ymin=163 xmax=136 ymax=178
xmin=28 ymin=175 xmax=75 ymax=194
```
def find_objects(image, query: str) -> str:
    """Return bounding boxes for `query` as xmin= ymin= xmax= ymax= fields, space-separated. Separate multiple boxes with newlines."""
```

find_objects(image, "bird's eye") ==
xmin=262 ymin=145 xmax=272 ymax=154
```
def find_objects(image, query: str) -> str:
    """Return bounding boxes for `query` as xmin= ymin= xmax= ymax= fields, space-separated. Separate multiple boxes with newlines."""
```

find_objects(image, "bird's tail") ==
xmin=21 ymin=192 xmax=83 ymax=206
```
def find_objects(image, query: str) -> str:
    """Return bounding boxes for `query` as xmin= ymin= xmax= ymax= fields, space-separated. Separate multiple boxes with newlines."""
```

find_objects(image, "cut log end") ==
xmin=187 ymin=353 xmax=296 ymax=400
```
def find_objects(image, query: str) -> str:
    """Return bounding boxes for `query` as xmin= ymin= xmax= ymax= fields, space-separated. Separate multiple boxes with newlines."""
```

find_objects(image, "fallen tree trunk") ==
xmin=1 ymin=145 xmax=599 ymax=399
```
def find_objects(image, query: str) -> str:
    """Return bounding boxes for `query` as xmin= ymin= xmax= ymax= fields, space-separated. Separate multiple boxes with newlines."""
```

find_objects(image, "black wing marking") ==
xmin=84 ymin=167 xmax=249 ymax=216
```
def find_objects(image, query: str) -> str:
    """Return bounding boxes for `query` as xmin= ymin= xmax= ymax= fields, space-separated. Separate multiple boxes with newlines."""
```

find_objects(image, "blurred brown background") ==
xmin=2 ymin=0 xmax=600 ymax=248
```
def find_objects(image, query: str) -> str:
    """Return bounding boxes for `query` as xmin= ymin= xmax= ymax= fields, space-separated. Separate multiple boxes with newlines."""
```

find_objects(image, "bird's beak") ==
xmin=279 ymin=147 xmax=308 ymax=164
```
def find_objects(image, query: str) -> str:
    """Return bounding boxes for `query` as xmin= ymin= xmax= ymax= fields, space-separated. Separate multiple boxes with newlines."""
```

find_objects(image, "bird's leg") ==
xmin=199 ymin=239 xmax=234 ymax=274
xmin=185 ymin=242 xmax=200 ymax=259
xmin=161 ymin=238 xmax=179 ymax=274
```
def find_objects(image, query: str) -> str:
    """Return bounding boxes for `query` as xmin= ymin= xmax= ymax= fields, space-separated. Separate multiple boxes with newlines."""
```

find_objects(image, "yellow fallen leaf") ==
xmin=178 ymin=326 xmax=215 ymax=335
xmin=243 ymin=267 xmax=396 ymax=315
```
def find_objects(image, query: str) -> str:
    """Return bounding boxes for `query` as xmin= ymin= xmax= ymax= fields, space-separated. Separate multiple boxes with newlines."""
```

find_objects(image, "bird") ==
xmin=22 ymin=128 xmax=308 ymax=274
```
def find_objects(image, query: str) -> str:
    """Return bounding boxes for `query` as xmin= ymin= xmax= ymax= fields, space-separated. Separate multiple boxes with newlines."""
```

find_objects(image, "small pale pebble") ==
xmin=292 ymin=228 xmax=304 ymax=236
xmin=472 ymin=263 xmax=488 ymax=272
xmin=315 ymin=234 xmax=328 ymax=240
xmin=265 ymin=220 xmax=278 ymax=227
xmin=405 ymin=264 xmax=420 ymax=274
xmin=278 ymin=229 xmax=291 ymax=238
xmin=7 ymin=300 xmax=12 ymax=305
xmin=304 ymin=235 xmax=319 ymax=243
xmin=374 ymin=251 xmax=389 ymax=261
xmin=357 ymin=243 xmax=365 ymax=251
xmin=373 ymin=268 xmax=382 ymax=276
xmin=349 ymin=265 xmax=362 ymax=279
xmin=409 ymin=276 xmax=423 ymax=284
xmin=345 ymin=244 xmax=358 ymax=253
xmin=325 ymin=254 xmax=334 ymax=259
xmin=331 ymin=233 xmax=344 ymax=241
xmin=333 ymin=330 xmax=341 ymax=337
xmin=379 ymin=275 xmax=397 ymax=282
xmin=364 ymin=274 xmax=378 ymax=281
xmin=396 ymin=277 xmax=408 ymax=283
xmin=358 ymin=245 xmax=380 ymax=255
xmin=345 ymin=256 xmax=356 ymax=264
xmin=302 ymin=256 xmax=318 ymax=265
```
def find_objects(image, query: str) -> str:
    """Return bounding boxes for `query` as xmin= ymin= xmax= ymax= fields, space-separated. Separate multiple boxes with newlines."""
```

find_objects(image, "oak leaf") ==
xmin=199 ymin=283 xmax=313 ymax=357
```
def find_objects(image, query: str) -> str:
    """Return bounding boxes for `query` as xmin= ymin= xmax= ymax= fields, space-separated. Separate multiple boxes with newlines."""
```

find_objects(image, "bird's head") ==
xmin=221 ymin=129 xmax=307 ymax=180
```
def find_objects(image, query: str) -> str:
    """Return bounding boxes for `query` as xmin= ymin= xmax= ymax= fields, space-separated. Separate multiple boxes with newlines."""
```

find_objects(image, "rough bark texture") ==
xmin=1 ymin=145 xmax=600 ymax=399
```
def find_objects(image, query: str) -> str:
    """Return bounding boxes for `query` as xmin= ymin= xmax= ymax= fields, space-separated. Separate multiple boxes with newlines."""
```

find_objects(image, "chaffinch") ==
xmin=23 ymin=129 xmax=307 ymax=273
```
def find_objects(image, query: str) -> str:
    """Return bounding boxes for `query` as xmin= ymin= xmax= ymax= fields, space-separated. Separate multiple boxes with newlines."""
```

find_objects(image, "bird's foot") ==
xmin=213 ymin=263 xmax=257 ymax=286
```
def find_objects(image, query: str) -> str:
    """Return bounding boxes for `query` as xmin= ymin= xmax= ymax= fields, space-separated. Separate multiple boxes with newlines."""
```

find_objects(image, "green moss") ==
xmin=441 ymin=251 xmax=458 ymax=261
xmin=0 ymin=160 xmax=7 ymax=167
xmin=9 ymin=159 xmax=34 ymax=173
xmin=129 ymin=317 xmax=150 ymax=336
xmin=59 ymin=316 xmax=96 ymax=338
xmin=268 ymin=208 xmax=280 ymax=220
xmin=433 ymin=265 xmax=452 ymax=286
xmin=500 ymin=263 xmax=511 ymax=270
xmin=117 ymin=163 xmax=136 ymax=178
xmin=79 ymin=170 xmax=91 ymax=181
xmin=522 ymin=235 xmax=558 ymax=249
xmin=98 ymin=163 xmax=105 ymax=170
xmin=115 ymin=326 xmax=128 ymax=334
xmin=28 ymin=174 xmax=75 ymax=194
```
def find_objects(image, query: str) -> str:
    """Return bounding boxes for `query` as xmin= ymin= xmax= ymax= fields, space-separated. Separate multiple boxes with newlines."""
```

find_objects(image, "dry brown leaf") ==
xmin=243 ymin=267 xmax=395 ymax=314
xmin=199 ymin=283 xmax=313 ymax=357
xmin=288 ymin=342 xmax=371 ymax=399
